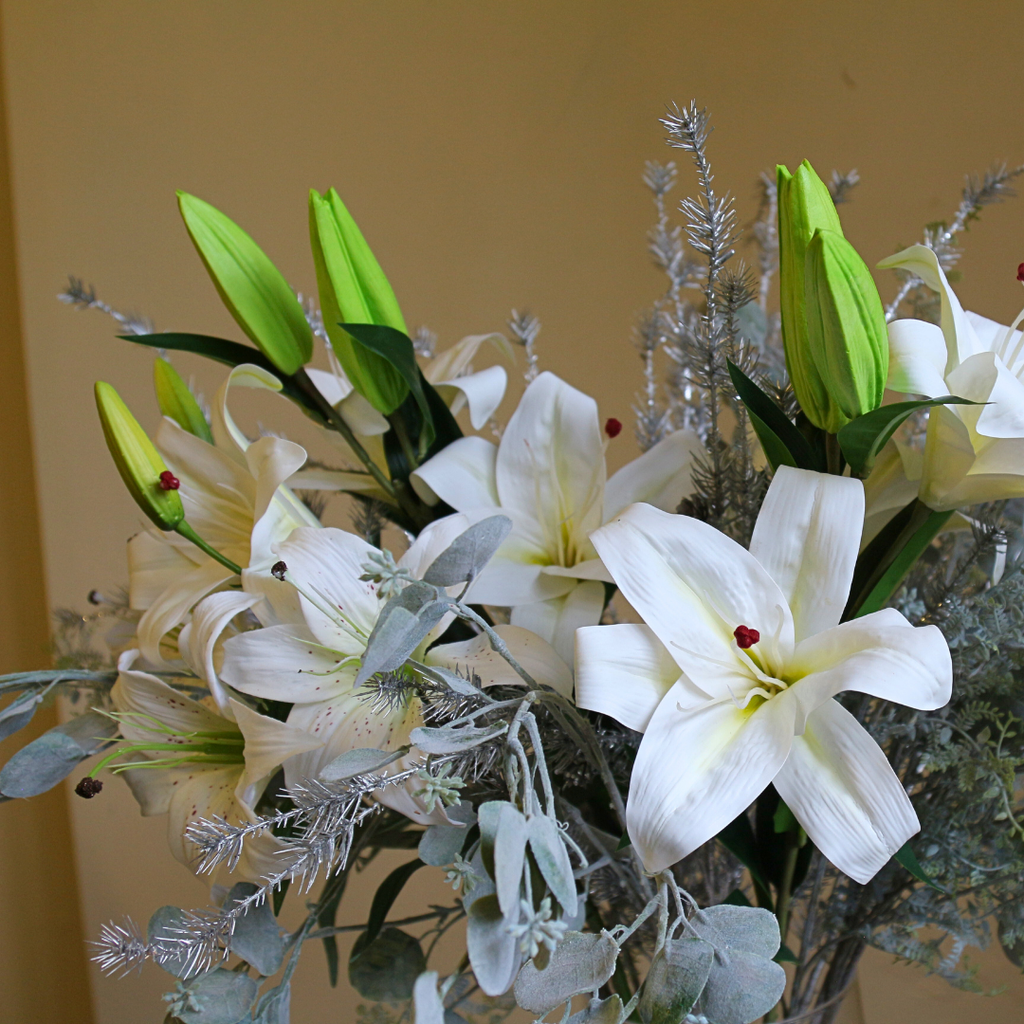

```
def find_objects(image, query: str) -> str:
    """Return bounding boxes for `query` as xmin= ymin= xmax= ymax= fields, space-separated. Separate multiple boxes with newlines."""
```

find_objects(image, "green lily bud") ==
xmin=95 ymin=381 xmax=184 ymax=531
xmin=177 ymin=192 xmax=313 ymax=376
xmin=803 ymin=229 xmax=888 ymax=432
xmin=777 ymin=161 xmax=844 ymax=429
xmin=308 ymin=188 xmax=409 ymax=414
xmin=153 ymin=357 xmax=213 ymax=444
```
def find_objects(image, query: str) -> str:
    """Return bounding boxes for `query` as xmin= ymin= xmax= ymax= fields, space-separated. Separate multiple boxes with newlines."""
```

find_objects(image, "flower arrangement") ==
xmin=2 ymin=101 xmax=1023 ymax=1024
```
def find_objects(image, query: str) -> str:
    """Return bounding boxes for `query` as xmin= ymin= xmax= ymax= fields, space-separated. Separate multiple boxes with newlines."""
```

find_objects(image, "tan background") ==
xmin=1 ymin=1 xmax=1023 ymax=1021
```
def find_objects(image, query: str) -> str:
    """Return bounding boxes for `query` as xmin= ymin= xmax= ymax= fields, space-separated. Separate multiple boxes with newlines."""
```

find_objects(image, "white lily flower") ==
xmin=110 ymin=650 xmax=323 ymax=880
xmin=875 ymin=244 xmax=1024 ymax=510
xmin=212 ymin=517 xmax=571 ymax=824
xmin=575 ymin=466 xmax=952 ymax=883
xmin=128 ymin=365 xmax=319 ymax=665
xmin=410 ymin=371 xmax=703 ymax=662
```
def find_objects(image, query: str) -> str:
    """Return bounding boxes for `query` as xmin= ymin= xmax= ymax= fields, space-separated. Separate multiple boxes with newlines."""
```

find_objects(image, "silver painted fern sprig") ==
xmin=58 ymin=277 xmax=154 ymax=336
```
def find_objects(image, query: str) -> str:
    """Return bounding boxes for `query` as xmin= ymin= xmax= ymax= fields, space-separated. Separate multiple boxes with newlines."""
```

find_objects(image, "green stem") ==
xmin=388 ymin=412 xmax=420 ymax=472
xmin=825 ymin=432 xmax=843 ymax=475
xmin=174 ymin=521 xmax=243 ymax=574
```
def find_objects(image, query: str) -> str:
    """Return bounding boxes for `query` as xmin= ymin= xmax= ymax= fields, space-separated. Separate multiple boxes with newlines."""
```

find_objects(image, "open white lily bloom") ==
xmin=876 ymin=244 xmax=1024 ymax=510
xmin=213 ymin=517 xmax=571 ymax=824
xmin=128 ymin=365 xmax=319 ymax=665
xmin=411 ymin=371 xmax=703 ymax=662
xmin=575 ymin=466 xmax=952 ymax=883
xmin=111 ymin=650 xmax=323 ymax=881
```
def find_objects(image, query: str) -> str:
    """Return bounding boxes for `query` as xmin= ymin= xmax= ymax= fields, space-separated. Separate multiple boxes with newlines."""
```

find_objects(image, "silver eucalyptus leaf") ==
xmin=513 ymin=931 xmax=619 ymax=1014
xmin=0 ymin=689 xmax=44 ymax=741
xmin=148 ymin=905 xmax=192 ymax=979
xmin=637 ymin=937 xmax=713 ymax=1024
xmin=251 ymin=980 xmax=290 ymax=1024
xmin=418 ymin=801 xmax=477 ymax=867
xmin=422 ymin=515 xmax=513 ymax=587
xmin=171 ymin=967 xmax=259 ymax=1024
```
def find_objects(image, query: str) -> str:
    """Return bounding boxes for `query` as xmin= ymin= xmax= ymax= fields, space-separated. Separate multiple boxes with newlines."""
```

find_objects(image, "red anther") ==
xmin=605 ymin=417 xmax=623 ymax=439
xmin=158 ymin=470 xmax=180 ymax=491
xmin=734 ymin=625 xmax=760 ymax=649
xmin=1017 ymin=262 xmax=1024 ymax=283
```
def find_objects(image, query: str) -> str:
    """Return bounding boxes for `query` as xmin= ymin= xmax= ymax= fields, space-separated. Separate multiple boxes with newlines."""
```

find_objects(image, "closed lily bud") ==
xmin=177 ymin=192 xmax=313 ymax=376
xmin=153 ymin=357 xmax=213 ymax=443
xmin=95 ymin=382 xmax=184 ymax=531
xmin=777 ymin=161 xmax=844 ymax=429
xmin=804 ymin=229 xmax=889 ymax=431
xmin=308 ymin=188 xmax=409 ymax=414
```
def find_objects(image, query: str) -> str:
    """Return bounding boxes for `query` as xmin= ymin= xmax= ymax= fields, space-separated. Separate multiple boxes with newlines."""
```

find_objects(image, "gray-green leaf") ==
xmin=348 ymin=927 xmax=425 ymax=1002
xmin=0 ymin=711 xmax=117 ymax=798
xmin=422 ymin=516 xmax=513 ymax=587
xmin=514 ymin=931 xmax=619 ymax=1014
xmin=492 ymin=803 xmax=528 ymax=918
xmin=149 ymin=905 xmax=192 ymax=979
xmin=409 ymin=720 xmax=508 ymax=754
xmin=418 ymin=802 xmax=476 ymax=866
xmin=527 ymin=814 xmax=577 ymax=914
xmin=356 ymin=583 xmax=448 ymax=686
xmin=700 ymin=948 xmax=787 ymax=1024
xmin=689 ymin=904 xmax=781 ymax=959
xmin=318 ymin=747 xmax=397 ymax=782
xmin=570 ymin=996 xmax=624 ymax=1024
xmin=173 ymin=967 xmax=259 ymax=1024
xmin=252 ymin=980 xmax=290 ymax=1024
xmin=223 ymin=883 xmax=287 ymax=977
xmin=638 ymin=937 xmax=713 ymax=1024
xmin=0 ymin=689 xmax=44 ymax=741
xmin=466 ymin=893 xmax=521 ymax=997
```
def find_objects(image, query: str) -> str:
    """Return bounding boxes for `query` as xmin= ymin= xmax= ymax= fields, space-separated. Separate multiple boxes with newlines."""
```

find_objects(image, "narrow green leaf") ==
xmin=363 ymin=858 xmax=425 ymax=947
xmin=178 ymin=192 xmax=312 ymax=375
xmin=894 ymin=842 xmax=947 ymax=893
xmin=838 ymin=395 xmax=980 ymax=477
xmin=727 ymin=360 xmax=823 ymax=471
xmin=747 ymin=408 xmax=798 ymax=472
xmin=716 ymin=812 xmax=774 ymax=911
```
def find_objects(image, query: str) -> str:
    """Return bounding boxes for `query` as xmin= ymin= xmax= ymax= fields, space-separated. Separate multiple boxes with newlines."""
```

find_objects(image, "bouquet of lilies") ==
xmin=2 ymin=103 xmax=1023 ymax=1024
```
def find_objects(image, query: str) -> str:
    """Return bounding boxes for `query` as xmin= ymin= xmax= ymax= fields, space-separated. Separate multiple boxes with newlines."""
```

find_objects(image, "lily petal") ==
xmin=229 ymin=698 xmax=324 ymax=793
xmin=748 ymin=467 xmax=863 ymax=642
xmin=626 ymin=682 xmax=797 ymax=872
xmin=886 ymin=319 xmax=949 ymax=398
xmin=509 ymin=580 xmax=606 ymax=665
xmin=877 ymin=245 xmax=981 ymax=372
xmin=966 ymin=310 xmax=1024 ymax=375
xmin=425 ymin=332 xmax=515 ymax=383
xmin=790 ymin=608 xmax=952 ymax=720
xmin=222 ymin=623 xmax=358 ymax=702
xmin=495 ymin=372 xmax=606 ymax=554
xmin=604 ymin=428 xmax=703 ymax=520
xmin=411 ymin=435 xmax=500 ymax=509
xmin=180 ymin=591 xmax=263 ymax=716
xmin=774 ymin=698 xmax=919 ymax=884
xmin=437 ymin=365 xmax=509 ymax=430
xmin=210 ymin=363 xmax=284 ymax=459
xmin=167 ymin=765 xmax=245 ymax=869
xmin=273 ymin=527 xmax=380 ymax=652
xmin=590 ymin=503 xmax=793 ymax=695
xmin=574 ymin=623 xmax=681 ymax=732
xmin=428 ymin=624 xmax=574 ymax=698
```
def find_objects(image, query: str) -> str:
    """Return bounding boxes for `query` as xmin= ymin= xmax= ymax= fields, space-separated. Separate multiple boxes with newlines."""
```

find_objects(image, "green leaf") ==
xmin=727 ymin=360 xmax=823 ymax=472
xmin=854 ymin=506 xmax=954 ymax=617
xmin=348 ymin=927 xmax=425 ymax=1002
xmin=894 ymin=842 xmax=947 ymax=893
xmin=153 ymin=357 xmax=214 ymax=443
xmin=364 ymin=858 xmax=425 ymax=947
xmin=121 ymin=333 xmax=326 ymax=424
xmin=178 ymin=192 xmax=312 ymax=376
xmin=838 ymin=395 xmax=979 ymax=477
xmin=341 ymin=323 xmax=434 ymax=443
xmin=772 ymin=799 xmax=798 ymax=834
xmin=747 ymin=407 xmax=798 ymax=471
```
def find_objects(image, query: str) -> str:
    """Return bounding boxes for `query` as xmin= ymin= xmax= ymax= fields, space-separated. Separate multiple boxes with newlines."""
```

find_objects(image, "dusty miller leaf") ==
xmin=418 ymin=801 xmax=477 ymax=866
xmin=491 ymin=803 xmax=528 ymax=918
xmin=466 ymin=893 xmax=521 ymax=997
xmin=318 ymin=746 xmax=396 ymax=781
xmin=569 ymin=996 xmax=624 ymax=1024
xmin=513 ymin=931 xmax=619 ymax=1014
xmin=409 ymin=720 xmax=508 ymax=754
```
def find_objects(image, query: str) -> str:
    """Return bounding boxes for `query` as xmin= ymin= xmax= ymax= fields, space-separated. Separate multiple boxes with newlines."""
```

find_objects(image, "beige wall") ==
xmin=0 ymin=1 xmax=1022 ymax=1021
